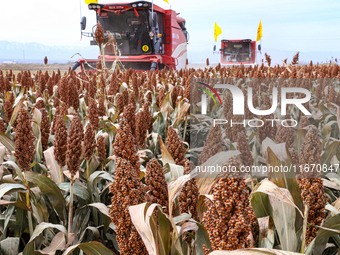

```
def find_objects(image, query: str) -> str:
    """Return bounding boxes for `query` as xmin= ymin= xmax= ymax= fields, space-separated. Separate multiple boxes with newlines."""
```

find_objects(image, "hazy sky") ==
xmin=1 ymin=0 xmax=340 ymax=58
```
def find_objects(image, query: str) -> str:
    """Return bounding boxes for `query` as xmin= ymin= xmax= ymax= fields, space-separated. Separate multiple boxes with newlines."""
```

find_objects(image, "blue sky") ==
xmin=1 ymin=0 xmax=340 ymax=63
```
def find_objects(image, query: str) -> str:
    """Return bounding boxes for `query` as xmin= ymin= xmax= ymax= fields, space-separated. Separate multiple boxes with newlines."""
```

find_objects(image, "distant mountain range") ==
xmin=0 ymin=40 xmax=339 ymax=65
xmin=0 ymin=41 xmax=98 ymax=64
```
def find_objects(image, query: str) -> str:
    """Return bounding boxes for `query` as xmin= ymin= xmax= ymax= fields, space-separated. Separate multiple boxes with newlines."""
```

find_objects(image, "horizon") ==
xmin=0 ymin=39 xmax=339 ymax=65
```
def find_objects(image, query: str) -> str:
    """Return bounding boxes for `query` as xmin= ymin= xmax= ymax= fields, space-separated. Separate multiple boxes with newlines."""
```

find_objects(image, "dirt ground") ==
xmin=0 ymin=62 xmax=211 ymax=74
xmin=0 ymin=63 xmax=71 ymax=74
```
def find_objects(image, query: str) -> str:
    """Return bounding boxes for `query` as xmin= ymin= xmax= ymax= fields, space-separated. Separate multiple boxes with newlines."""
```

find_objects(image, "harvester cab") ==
xmin=73 ymin=1 xmax=188 ymax=71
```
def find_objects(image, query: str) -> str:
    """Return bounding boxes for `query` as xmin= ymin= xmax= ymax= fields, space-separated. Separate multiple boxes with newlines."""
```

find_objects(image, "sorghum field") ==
xmin=0 ymin=52 xmax=340 ymax=255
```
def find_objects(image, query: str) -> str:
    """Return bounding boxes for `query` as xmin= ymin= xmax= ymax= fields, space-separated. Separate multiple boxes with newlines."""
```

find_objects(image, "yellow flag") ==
xmin=214 ymin=22 xmax=222 ymax=42
xmin=164 ymin=0 xmax=169 ymax=3
xmin=256 ymin=20 xmax=263 ymax=41
xmin=85 ymin=0 xmax=98 ymax=4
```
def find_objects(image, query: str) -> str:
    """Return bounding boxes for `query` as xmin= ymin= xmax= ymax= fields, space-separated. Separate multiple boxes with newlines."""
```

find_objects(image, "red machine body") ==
xmin=78 ymin=1 xmax=188 ymax=70
xmin=219 ymin=39 xmax=257 ymax=66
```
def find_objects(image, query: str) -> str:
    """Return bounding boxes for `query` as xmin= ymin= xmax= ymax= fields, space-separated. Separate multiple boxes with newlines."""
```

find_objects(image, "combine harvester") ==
xmin=213 ymin=20 xmax=262 ymax=67
xmin=73 ymin=0 xmax=189 ymax=71
xmin=217 ymin=39 xmax=260 ymax=67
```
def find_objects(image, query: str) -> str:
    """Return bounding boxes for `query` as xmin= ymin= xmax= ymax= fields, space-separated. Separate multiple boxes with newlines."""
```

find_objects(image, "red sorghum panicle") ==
xmin=203 ymin=157 xmax=258 ymax=251
xmin=87 ymin=75 xmax=97 ymax=100
xmin=4 ymin=92 xmax=15 ymax=123
xmin=110 ymin=117 xmax=147 ymax=255
xmin=143 ymin=102 xmax=153 ymax=133
xmin=84 ymin=123 xmax=96 ymax=161
xmin=157 ymin=87 xmax=166 ymax=107
xmin=14 ymin=108 xmax=35 ymax=172
xmin=289 ymin=147 xmax=299 ymax=165
xmin=166 ymin=126 xmax=186 ymax=165
xmin=299 ymin=127 xmax=321 ymax=167
xmin=131 ymin=73 xmax=139 ymax=97
xmin=46 ymin=77 xmax=53 ymax=97
xmin=275 ymin=125 xmax=295 ymax=149
xmin=258 ymin=114 xmax=276 ymax=143
xmin=171 ymin=86 xmax=182 ymax=106
xmin=199 ymin=125 xmax=223 ymax=164
xmin=51 ymin=103 xmax=67 ymax=134
xmin=58 ymin=76 xmax=69 ymax=105
xmin=183 ymin=78 xmax=191 ymax=101
xmin=178 ymin=159 xmax=199 ymax=220
xmin=94 ymin=22 xmax=105 ymax=45
xmin=97 ymin=135 xmax=106 ymax=163
xmin=68 ymin=78 xmax=79 ymax=111
xmin=4 ymin=73 xmax=11 ymax=91
xmin=237 ymin=130 xmax=253 ymax=167
xmin=298 ymin=127 xmax=327 ymax=245
xmin=128 ymin=90 xmax=136 ymax=106
xmin=123 ymin=103 xmax=136 ymax=136
xmin=300 ymin=116 xmax=309 ymax=128
xmin=54 ymin=115 xmax=67 ymax=167
xmin=135 ymin=103 xmax=152 ymax=148
xmin=109 ymin=158 xmax=147 ymax=255
xmin=113 ymin=118 xmax=139 ymax=168
xmin=135 ymin=110 xmax=147 ymax=148
xmin=228 ymin=115 xmax=246 ymax=143
xmin=115 ymin=93 xmax=125 ymax=113
xmin=20 ymin=71 xmax=33 ymax=89
xmin=0 ymin=118 xmax=6 ymax=133
xmin=145 ymin=159 xmax=169 ymax=213
xmin=138 ymin=89 xmax=145 ymax=105
xmin=122 ymin=89 xmax=129 ymax=106
xmin=66 ymin=115 xmax=84 ymax=178
xmin=37 ymin=72 xmax=46 ymax=97
xmin=292 ymin=52 xmax=300 ymax=65
xmin=265 ymin=53 xmax=271 ymax=67
xmin=40 ymin=109 xmax=51 ymax=152
xmin=108 ymin=74 xmax=120 ymax=96
xmin=98 ymin=94 xmax=106 ymax=117
xmin=0 ymin=73 xmax=5 ymax=92
xmin=88 ymin=97 xmax=99 ymax=131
